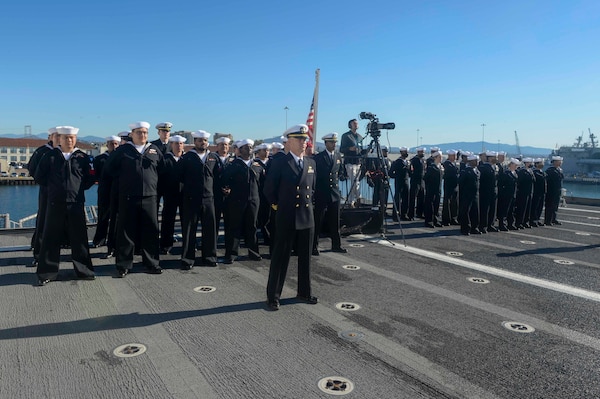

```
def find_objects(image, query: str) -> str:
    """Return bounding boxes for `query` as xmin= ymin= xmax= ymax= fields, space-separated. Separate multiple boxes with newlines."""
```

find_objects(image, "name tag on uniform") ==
xmin=307 ymin=165 xmax=314 ymax=174
xmin=149 ymin=149 xmax=157 ymax=154
xmin=336 ymin=159 xmax=341 ymax=164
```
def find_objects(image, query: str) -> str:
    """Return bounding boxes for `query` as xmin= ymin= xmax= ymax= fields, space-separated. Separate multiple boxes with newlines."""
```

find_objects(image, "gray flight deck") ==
xmin=0 ymin=205 xmax=599 ymax=398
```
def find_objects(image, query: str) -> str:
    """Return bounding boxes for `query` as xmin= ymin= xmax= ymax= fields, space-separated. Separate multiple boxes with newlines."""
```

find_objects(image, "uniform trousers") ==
xmin=392 ymin=180 xmax=409 ymax=218
xmin=180 ymin=197 xmax=217 ymax=266
xmin=37 ymin=202 xmax=94 ymax=280
xmin=160 ymin=192 xmax=182 ymax=250
xmin=267 ymin=225 xmax=313 ymax=302
xmin=479 ymin=192 xmax=497 ymax=231
xmin=530 ymin=192 xmax=545 ymax=224
xmin=224 ymin=200 xmax=259 ymax=257
xmin=515 ymin=193 xmax=533 ymax=227
xmin=544 ymin=193 xmax=560 ymax=224
xmin=116 ymin=195 xmax=160 ymax=270
xmin=313 ymin=200 xmax=342 ymax=250
xmin=408 ymin=180 xmax=424 ymax=218
xmin=32 ymin=186 xmax=49 ymax=260
xmin=459 ymin=196 xmax=479 ymax=233
xmin=497 ymin=195 xmax=516 ymax=227
xmin=441 ymin=186 xmax=458 ymax=224
xmin=424 ymin=191 xmax=441 ymax=224
xmin=92 ymin=186 xmax=111 ymax=246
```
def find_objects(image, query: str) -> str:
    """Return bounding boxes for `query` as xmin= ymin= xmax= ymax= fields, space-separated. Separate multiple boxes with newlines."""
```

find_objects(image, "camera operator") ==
xmin=340 ymin=119 xmax=363 ymax=207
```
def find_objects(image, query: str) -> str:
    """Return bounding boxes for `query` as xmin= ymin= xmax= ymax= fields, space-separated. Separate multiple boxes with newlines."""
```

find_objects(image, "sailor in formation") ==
xmin=159 ymin=134 xmax=186 ymax=254
xmin=92 ymin=135 xmax=121 ymax=248
xmin=34 ymin=126 xmax=96 ymax=285
xmin=441 ymin=149 xmax=459 ymax=226
xmin=389 ymin=146 xmax=410 ymax=221
xmin=253 ymin=143 xmax=271 ymax=246
xmin=544 ymin=156 xmax=564 ymax=225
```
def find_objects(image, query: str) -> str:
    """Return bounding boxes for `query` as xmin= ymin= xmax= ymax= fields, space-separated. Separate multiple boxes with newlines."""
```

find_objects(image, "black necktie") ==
xmin=298 ymin=158 xmax=303 ymax=170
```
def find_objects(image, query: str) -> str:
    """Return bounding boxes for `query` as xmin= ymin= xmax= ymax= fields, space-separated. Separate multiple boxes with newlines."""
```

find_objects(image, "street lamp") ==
xmin=416 ymin=129 xmax=420 ymax=147
xmin=284 ymin=106 xmax=289 ymax=129
xmin=481 ymin=123 xmax=486 ymax=152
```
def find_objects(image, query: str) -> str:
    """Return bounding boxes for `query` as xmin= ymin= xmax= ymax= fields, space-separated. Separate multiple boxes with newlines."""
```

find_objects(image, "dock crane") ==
xmin=514 ymin=130 xmax=521 ymax=156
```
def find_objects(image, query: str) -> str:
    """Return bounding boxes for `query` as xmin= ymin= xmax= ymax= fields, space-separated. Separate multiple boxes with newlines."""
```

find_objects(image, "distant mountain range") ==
xmin=2 ymin=133 xmax=551 ymax=156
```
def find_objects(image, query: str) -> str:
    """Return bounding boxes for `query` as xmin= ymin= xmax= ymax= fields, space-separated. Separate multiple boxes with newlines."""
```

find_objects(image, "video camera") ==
xmin=359 ymin=112 xmax=395 ymax=137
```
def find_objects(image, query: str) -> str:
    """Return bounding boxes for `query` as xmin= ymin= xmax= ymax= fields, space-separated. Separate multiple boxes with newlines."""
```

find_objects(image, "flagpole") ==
xmin=312 ymin=69 xmax=320 ymax=141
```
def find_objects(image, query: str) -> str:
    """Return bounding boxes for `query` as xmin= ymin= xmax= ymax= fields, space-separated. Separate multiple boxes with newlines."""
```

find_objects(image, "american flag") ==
xmin=305 ymin=96 xmax=315 ymax=149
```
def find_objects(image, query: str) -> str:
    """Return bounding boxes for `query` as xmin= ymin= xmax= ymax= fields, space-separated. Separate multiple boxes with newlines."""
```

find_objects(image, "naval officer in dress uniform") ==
xmin=105 ymin=121 xmax=164 ymax=277
xmin=151 ymin=122 xmax=172 ymax=155
xmin=264 ymin=124 xmax=318 ymax=310
xmin=312 ymin=132 xmax=347 ymax=255
xmin=34 ymin=126 xmax=96 ymax=285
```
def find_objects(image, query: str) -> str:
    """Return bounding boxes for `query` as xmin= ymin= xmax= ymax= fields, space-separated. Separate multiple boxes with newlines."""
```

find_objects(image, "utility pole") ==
xmin=481 ymin=123 xmax=486 ymax=152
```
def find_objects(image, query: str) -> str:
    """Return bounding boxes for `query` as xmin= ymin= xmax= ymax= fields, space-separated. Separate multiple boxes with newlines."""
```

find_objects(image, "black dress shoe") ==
xmin=30 ymin=259 xmax=38 ymax=268
xmin=160 ymin=247 xmax=171 ymax=255
xmin=434 ymin=223 xmax=443 ymax=227
xmin=248 ymin=254 xmax=262 ymax=261
xmin=77 ymin=275 xmax=96 ymax=281
xmin=312 ymin=248 xmax=320 ymax=256
xmin=425 ymin=223 xmax=435 ymax=228
xmin=450 ymin=220 xmax=461 ymax=226
xmin=331 ymin=247 xmax=347 ymax=253
xmin=400 ymin=216 xmax=411 ymax=221
xmin=552 ymin=221 xmax=562 ymax=225
xmin=530 ymin=221 xmax=539 ymax=227
xmin=523 ymin=223 xmax=532 ymax=228
xmin=498 ymin=225 xmax=509 ymax=232
xmin=202 ymin=258 xmax=218 ymax=266
xmin=470 ymin=228 xmax=482 ymax=235
xmin=487 ymin=226 xmax=499 ymax=232
xmin=461 ymin=230 xmax=470 ymax=235
xmin=117 ymin=269 xmax=128 ymax=278
xmin=266 ymin=300 xmax=280 ymax=311
xmin=479 ymin=228 xmax=487 ymax=234
xmin=38 ymin=279 xmax=50 ymax=286
xmin=223 ymin=256 xmax=235 ymax=264
xmin=296 ymin=295 xmax=318 ymax=304
xmin=148 ymin=266 xmax=163 ymax=274
xmin=508 ymin=225 xmax=518 ymax=230
xmin=104 ymin=251 xmax=114 ymax=259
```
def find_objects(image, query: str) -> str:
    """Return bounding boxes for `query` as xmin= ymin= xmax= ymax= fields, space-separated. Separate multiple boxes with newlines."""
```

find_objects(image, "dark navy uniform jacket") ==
xmin=498 ymin=169 xmax=518 ymax=200
xmin=517 ymin=167 xmax=536 ymax=196
xmin=105 ymin=142 xmax=164 ymax=197
xmin=424 ymin=163 xmax=443 ymax=194
xmin=28 ymin=142 xmax=53 ymax=180
xmin=35 ymin=148 xmax=95 ymax=203
xmin=178 ymin=150 xmax=220 ymax=200
xmin=264 ymin=153 xmax=316 ymax=230
xmin=459 ymin=166 xmax=480 ymax=201
xmin=545 ymin=166 xmax=564 ymax=196
xmin=478 ymin=163 xmax=498 ymax=195
xmin=533 ymin=169 xmax=546 ymax=195
xmin=390 ymin=157 xmax=410 ymax=184
xmin=221 ymin=158 xmax=263 ymax=203
xmin=410 ymin=155 xmax=425 ymax=182
xmin=442 ymin=159 xmax=459 ymax=191
xmin=313 ymin=150 xmax=343 ymax=206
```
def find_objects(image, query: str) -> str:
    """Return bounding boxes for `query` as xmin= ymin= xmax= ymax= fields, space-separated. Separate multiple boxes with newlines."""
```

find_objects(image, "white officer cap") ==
xmin=467 ymin=154 xmax=478 ymax=161
xmin=399 ymin=146 xmax=408 ymax=152
xmin=118 ymin=130 xmax=131 ymax=137
xmin=272 ymin=142 xmax=284 ymax=149
xmin=56 ymin=126 xmax=79 ymax=135
xmin=416 ymin=147 xmax=426 ymax=152
xmin=237 ymin=139 xmax=254 ymax=147
xmin=192 ymin=130 xmax=211 ymax=139
xmin=168 ymin=135 xmax=187 ymax=143
xmin=321 ymin=132 xmax=338 ymax=141
xmin=106 ymin=135 xmax=121 ymax=142
xmin=551 ymin=155 xmax=563 ymax=161
xmin=129 ymin=121 xmax=151 ymax=130
xmin=216 ymin=137 xmax=231 ymax=145
xmin=381 ymin=145 xmax=389 ymax=151
xmin=284 ymin=124 xmax=309 ymax=138
xmin=509 ymin=158 xmax=521 ymax=165
xmin=48 ymin=127 xmax=58 ymax=134
xmin=486 ymin=150 xmax=497 ymax=157
xmin=432 ymin=151 xmax=441 ymax=158
xmin=446 ymin=149 xmax=457 ymax=155
xmin=155 ymin=122 xmax=173 ymax=131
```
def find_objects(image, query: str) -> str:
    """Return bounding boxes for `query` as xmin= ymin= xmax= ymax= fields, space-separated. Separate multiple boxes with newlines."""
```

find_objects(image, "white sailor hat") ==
xmin=381 ymin=145 xmax=389 ymax=151
xmin=281 ymin=135 xmax=288 ymax=143
xmin=467 ymin=154 xmax=478 ymax=161
xmin=155 ymin=122 xmax=173 ymax=131
xmin=509 ymin=158 xmax=521 ymax=165
xmin=191 ymin=130 xmax=211 ymax=139
xmin=284 ymin=124 xmax=309 ymax=138
xmin=118 ymin=130 xmax=131 ymax=137
xmin=430 ymin=146 xmax=440 ymax=152
xmin=168 ymin=135 xmax=187 ymax=143
xmin=446 ymin=149 xmax=457 ymax=155
xmin=416 ymin=147 xmax=426 ymax=152
xmin=461 ymin=151 xmax=472 ymax=157
xmin=432 ymin=151 xmax=441 ymax=158
xmin=272 ymin=142 xmax=284 ymax=149
xmin=129 ymin=121 xmax=151 ymax=130
xmin=522 ymin=157 xmax=533 ymax=163
xmin=254 ymin=143 xmax=271 ymax=152
xmin=48 ymin=127 xmax=58 ymax=134
xmin=106 ymin=135 xmax=121 ymax=142
xmin=497 ymin=151 xmax=506 ymax=156
xmin=56 ymin=126 xmax=79 ymax=135
xmin=486 ymin=150 xmax=497 ymax=157
xmin=216 ymin=137 xmax=231 ymax=145
xmin=534 ymin=158 xmax=544 ymax=163
xmin=321 ymin=132 xmax=338 ymax=141
xmin=237 ymin=139 xmax=254 ymax=147
xmin=551 ymin=155 xmax=563 ymax=161
xmin=399 ymin=146 xmax=408 ymax=152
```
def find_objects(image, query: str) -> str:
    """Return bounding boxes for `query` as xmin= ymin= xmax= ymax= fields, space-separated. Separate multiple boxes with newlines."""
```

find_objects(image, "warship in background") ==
xmin=550 ymin=129 xmax=600 ymax=184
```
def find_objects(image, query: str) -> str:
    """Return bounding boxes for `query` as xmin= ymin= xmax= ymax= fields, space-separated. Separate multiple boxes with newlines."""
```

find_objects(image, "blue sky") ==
xmin=1 ymin=0 xmax=599 ymax=150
